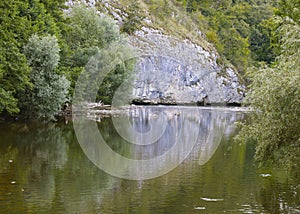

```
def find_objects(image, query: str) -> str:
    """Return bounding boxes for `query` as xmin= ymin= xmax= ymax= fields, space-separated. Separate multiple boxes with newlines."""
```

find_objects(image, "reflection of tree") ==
xmin=0 ymin=122 xmax=117 ymax=213
xmin=21 ymin=123 xmax=70 ymax=211
xmin=0 ymin=123 xmax=70 ymax=211
xmin=98 ymin=118 xmax=133 ymax=158
xmin=1 ymin=108 xmax=298 ymax=213
xmin=259 ymin=175 xmax=300 ymax=213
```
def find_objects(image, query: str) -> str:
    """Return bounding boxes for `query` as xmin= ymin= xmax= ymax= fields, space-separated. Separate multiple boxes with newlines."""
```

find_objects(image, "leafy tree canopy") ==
xmin=62 ymin=6 xmax=136 ymax=104
xmin=236 ymin=15 xmax=300 ymax=170
xmin=0 ymin=0 xmax=65 ymax=116
xmin=21 ymin=35 xmax=70 ymax=120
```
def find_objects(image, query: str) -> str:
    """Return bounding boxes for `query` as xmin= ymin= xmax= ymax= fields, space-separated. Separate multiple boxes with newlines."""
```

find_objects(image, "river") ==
xmin=0 ymin=106 xmax=299 ymax=213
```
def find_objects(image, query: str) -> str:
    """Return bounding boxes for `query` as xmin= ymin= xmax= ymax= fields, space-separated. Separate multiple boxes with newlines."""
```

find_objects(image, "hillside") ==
xmin=95 ymin=0 xmax=277 ymax=70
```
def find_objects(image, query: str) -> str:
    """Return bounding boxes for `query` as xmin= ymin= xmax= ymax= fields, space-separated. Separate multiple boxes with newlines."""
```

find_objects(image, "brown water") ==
xmin=0 ymin=106 xmax=299 ymax=213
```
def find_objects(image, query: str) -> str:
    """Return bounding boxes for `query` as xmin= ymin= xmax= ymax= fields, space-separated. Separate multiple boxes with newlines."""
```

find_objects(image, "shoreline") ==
xmin=0 ymin=104 xmax=251 ymax=123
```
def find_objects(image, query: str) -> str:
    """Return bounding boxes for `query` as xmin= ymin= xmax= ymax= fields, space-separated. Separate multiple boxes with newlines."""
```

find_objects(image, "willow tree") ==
xmin=0 ymin=0 xmax=68 ymax=117
xmin=236 ymin=17 xmax=300 ymax=170
xmin=22 ymin=35 xmax=70 ymax=120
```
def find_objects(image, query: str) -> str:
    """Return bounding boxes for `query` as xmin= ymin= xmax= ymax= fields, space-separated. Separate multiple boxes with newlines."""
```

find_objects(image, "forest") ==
xmin=0 ymin=0 xmax=299 ymax=168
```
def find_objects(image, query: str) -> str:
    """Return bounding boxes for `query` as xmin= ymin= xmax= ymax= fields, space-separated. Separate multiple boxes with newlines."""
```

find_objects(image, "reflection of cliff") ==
xmin=96 ymin=107 xmax=250 ymax=213
xmin=76 ymin=106 xmax=245 ymax=180
xmin=122 ymin=106 xmax=244 ymax=166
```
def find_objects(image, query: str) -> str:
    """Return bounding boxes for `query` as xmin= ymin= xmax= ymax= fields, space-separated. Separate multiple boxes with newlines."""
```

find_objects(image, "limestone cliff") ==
xmin=72 ymin=0 xmax=245 ymax=105
xmin=130 ymin=27 xmax=245 ymax=105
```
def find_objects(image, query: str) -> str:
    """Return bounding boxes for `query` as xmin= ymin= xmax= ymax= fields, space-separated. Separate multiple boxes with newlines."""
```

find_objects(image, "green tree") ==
xmin=180 ymin=0 xmax=277 ymax=71
xmin=0 ymin=1 xmax=31 ymax=115
xmin=220 ymin=27 xmax=250 ymax=72
xmin=61 ymin=5 xmax=122 ymax=78
xmin=236 ymin=17 xmax=300 ymax=170
xmin=62 ymin=6 xmax=136 ymax=104
xmin=0 ymin=0 xmax=68 ymax=117
xmin=22 ymin=35 xmax=70 ymax=120
xmin=74 ymin=41 xmax=136 ymax=104
xmin=249 ymin=22 xmax=275 ymax=63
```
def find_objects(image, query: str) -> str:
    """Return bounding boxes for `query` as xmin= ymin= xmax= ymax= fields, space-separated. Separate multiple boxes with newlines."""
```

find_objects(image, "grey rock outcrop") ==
xmin=69 ymin=0 xmax=245 ymax=105
xmin=130 ymin=27 xmax=245 ymax=105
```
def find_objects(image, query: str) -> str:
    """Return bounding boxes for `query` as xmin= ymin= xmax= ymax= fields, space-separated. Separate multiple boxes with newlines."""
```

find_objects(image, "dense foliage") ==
xmin=180 ymin=0 xmax=279 ymax=71
xmin=61 ymin=6 xmax=135 ymax=104
xmin=236 ymin=1 xmax=300 ymax=170
xmin=0 ymin=1 xmax=134 ymax=119
xmin=21 ymin=35 xmax=70 ymax=120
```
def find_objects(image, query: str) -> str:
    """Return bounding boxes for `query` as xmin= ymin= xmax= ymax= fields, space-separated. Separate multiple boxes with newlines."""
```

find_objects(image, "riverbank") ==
xmin=66 ymin=103 xmax=252 ymax=121
xmin=0 ymin=103 xmax=251 ymax=123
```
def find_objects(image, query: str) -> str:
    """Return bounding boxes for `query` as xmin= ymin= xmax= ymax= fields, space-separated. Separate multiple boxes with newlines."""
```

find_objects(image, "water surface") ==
xmin=0 ymin=106 xmax=299 ymax=213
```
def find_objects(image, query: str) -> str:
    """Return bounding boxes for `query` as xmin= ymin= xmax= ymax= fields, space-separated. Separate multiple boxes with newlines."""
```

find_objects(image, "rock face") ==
xmin=130 ymin=27 xmax=245 ymax=105
xmin=71 ymin=0 xmax=245 ymax=105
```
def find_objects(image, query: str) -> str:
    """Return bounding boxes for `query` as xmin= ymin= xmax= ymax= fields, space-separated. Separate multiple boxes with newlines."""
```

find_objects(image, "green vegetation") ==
xmin=0 ymin=1 xmax=134 ymax=120
xmin=0 ymin=1 xmax=32 ymax=115
xmin=109 ymin=0 xmax=278 ymax=72
xmin=61 ymin=6 xmax=135 ymax=104
xmin=121 ymin=0 xmax=145 ymax=34
xmin=21 ymin=35 xmax=70 ymax=120
xmin=178 ymin=0 xmax=278 ymax=71
xmin=236 ymin=0 xmax=300 ymax=170
xmin=0 ymin=0 xmax=66 ymax=118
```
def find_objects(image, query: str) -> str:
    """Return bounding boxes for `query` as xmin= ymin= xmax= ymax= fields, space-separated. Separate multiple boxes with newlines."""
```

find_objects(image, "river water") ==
xmin=0 ymin=106 xmax=299 ymax=213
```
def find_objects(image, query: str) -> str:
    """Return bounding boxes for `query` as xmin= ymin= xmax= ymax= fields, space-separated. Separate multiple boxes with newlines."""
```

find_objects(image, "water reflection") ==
xmin=0 ymin=107 xmax=299 ymax=213
xmin=111 ymin=106 xmax=243 ymax=166
xmin=259 ymin=172 xmax=300 ymax=213
xmin=0 ymin=122 xmax=115 ymax=213
xmin=74 ymin=106 xmax=243 ymax=180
